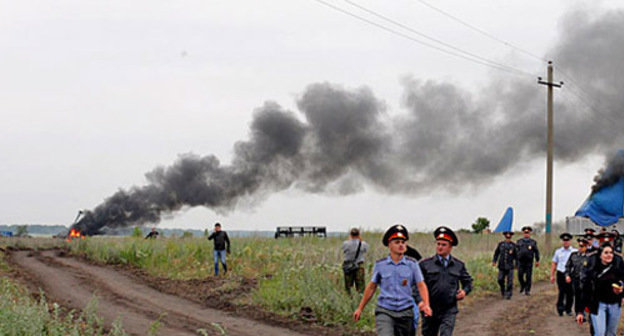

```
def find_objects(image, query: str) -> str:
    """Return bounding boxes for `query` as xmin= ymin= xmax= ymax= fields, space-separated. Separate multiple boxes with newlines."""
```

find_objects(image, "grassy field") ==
xmin=1 ymin=232 xmax=555 ymax=333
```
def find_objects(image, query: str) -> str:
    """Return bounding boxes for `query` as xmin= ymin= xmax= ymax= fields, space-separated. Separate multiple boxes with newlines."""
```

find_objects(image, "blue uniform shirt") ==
xmin=552 ymin=246 xmax=577 ymax=273
xmin=371 ymin=255 xmax=424 ymax=311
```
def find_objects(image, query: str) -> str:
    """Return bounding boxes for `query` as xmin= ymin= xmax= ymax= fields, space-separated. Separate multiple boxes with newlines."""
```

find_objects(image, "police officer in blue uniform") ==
xmin=516 ymin=226 xmax=540 ymax=295
xmin=353 ymin=225 xmax=432 ymax=336
xmin=420 ymin=226 xmax=473 ymax=336
xmin=551 ymin=232 xmax=577 ymax=316
xmin=493 ymin=231 xmax=518 ymax=299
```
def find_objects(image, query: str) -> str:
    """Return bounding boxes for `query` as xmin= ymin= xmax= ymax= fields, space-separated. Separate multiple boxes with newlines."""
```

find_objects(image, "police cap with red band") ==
xmin=434 ymin=226 xmax=458 ymax=246
xmin=597 ymin=232 xmax=616 ymax=244
xmin=382 ymin=224 xmax=409 ymax=246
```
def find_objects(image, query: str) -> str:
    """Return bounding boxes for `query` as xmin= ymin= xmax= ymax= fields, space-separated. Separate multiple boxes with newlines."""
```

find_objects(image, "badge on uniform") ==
xmin=402 ymin=279 xmax=408 ymax=286
xmin=509 ymin=250 xmax=513 ymax=254
xmin=528 ymin=246 xmax=532 ymax=250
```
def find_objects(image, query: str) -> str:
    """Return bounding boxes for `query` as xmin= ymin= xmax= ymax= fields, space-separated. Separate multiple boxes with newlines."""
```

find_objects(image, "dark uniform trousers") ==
xmin=571 ymin=278 xmax=584 ymax=315
xmin=556 ymin=271 xmax=573 ymax=314
xmin=497 ymin=269 xmax=514 ymax=298
xmin=375 ymin=307 xmax=414 ymax=336
xmin=421 ymin=312 xmax=456 ymax=336
xmin=517 ymin=262 xmax=533 ymax=293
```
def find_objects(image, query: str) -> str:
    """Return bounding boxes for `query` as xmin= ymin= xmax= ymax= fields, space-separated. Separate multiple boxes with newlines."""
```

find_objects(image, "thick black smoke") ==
xmin=74 ymin=7 xmax=624 ymax=234
xmin=591 ymin=150 xmax=624 ymax=193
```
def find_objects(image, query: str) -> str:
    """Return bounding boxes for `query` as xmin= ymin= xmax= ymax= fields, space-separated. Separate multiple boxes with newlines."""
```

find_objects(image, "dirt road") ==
xmin=10 ymin=250 xmax=311 ymax=336
xmin=456 ymin=281 xmax=588 ymax=336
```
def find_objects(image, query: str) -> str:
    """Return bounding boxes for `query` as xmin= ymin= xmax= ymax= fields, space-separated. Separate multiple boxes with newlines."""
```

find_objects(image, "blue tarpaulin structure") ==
xmin=493 ymin=207 xmax=513 ymax=233
xmin=575 ymin=178 xmax=624 ymax=227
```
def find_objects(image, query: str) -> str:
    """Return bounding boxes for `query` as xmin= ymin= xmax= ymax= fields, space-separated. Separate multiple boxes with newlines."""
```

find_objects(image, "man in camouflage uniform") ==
xmin=342 ymin=228 xmax=369 ymax=293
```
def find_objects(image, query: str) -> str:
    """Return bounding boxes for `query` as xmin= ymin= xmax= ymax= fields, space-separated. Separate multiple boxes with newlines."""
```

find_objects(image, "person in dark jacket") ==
xmin=145 ymin=227 xmax=159 ymax=239
xmin=577 ymin=243 xmax=624 ymax=335
xmin=420 ymin=226 xmax=473 ymax=336
xmin=565 ymin=238 xmax=589 ymax=319
xmin=493 ymin=231 xmax=518 ymax=299
xmin=516 ymin=226 xmax=540 ymax=295
xmin=612 ymin=229 xmax=622 ymax=254
xmin=208 ymin=222 xmax=230 ymax=275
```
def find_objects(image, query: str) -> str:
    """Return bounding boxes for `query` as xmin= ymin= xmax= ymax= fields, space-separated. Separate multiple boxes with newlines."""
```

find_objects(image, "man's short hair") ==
xmin=350 ymin=228 xmax=360 ymax=236
xmin=214 ymin=222 xmax=221 ymax=227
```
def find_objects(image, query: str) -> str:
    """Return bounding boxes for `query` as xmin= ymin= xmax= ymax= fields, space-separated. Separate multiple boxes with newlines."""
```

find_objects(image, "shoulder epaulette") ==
xmin=586 ymin=250 xmax=598 ymax=257
xmin=421 ymin=256 xmax=435 ymax=263
xmin=405 ymin=256 xmax=417 ymax=263
xmin=450 ymin=256 xmax=465 ymax=265
xmin=376 ymin=257 xmax=387 ymax=263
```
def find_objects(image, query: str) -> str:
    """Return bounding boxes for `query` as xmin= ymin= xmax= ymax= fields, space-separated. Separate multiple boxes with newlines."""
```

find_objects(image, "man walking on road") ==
xmin=342 ymin=228 xmax=369 ymax=294
xmin=420 ymin=226 xmax=473 ymax=336
xmin=551 ymin=232 xmax=577 ymax=316
xmin=516 ymin=226 xmax=540 ymax=295
xmin=353 ymin=224 xmax=432 ymax=336
xmin=208 ymin=222 xmax=230 ymax=275
xmin=493 ymin=231 xmax=518 ymax=299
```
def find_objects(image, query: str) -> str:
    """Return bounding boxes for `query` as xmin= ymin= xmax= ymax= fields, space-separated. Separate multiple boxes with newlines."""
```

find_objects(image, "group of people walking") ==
xmin=491 ymin=226 xmax=540 ymax=299
xmin=345 ymin=224 xmax=473 ymax=336
xmin=343 ymin=224 xmax=624 ymax=336
xmin=553 ymin=228 xmax=624 ymax=336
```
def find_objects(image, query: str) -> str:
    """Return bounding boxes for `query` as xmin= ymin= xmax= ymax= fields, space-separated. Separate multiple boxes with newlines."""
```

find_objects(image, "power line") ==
xmin=411 ymin=0 xmax=548 ymax=63
xmin=312 ymin=0 xmax=534 ymax=78
xmin=342 ymin=0 xmax=533 ymax=77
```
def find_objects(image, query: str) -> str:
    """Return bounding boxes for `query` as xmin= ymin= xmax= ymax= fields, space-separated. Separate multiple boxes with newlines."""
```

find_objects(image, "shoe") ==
xmin=519 ymin=287 xmax=525 ymax=293
xmin=525 ymin=292 xmax=530 ymax=296
xmin=566 ymin=311 xmax=573 ymax=316
xmin=558 ymin=311 xmax=563 ymax=316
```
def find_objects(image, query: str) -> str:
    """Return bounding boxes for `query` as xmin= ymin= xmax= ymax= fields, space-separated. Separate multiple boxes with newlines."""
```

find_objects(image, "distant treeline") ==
xmin=0 ymin=224 xmax=339 ymax=238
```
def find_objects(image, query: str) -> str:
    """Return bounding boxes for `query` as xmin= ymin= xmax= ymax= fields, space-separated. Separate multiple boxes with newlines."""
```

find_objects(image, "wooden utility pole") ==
xmin=538 ymin=61 xmax=563 ymax=252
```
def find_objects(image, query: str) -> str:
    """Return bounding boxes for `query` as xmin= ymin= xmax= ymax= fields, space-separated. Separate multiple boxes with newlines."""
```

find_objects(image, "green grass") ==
xmin=2 ymin=233 xmax=556 ymax=332
xmin=0 ymin=277 xmax=127 ymax=336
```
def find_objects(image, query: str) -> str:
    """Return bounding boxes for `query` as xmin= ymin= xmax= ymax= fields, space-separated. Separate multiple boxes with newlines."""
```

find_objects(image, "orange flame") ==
xmin=67 ymin=228 xmax=85 ymax=242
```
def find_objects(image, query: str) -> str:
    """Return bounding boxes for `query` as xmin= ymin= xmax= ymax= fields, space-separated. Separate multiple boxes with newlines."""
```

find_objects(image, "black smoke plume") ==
xmin=74 ymin=7 xmax=624 ymax=235
xmin=591 ymin=150 xmax=624 ymax=193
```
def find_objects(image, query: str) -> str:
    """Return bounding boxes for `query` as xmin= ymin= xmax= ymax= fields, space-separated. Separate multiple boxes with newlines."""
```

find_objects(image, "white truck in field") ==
xmin=566 ymin=216 xmax=624 ymax=235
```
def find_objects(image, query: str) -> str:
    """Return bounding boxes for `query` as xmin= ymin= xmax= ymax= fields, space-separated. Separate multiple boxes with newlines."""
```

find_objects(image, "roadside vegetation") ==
xmin=1 ymin=232 xmax=554 ymax=333
xmin=0 ymin=248 xmax=127 ymax=336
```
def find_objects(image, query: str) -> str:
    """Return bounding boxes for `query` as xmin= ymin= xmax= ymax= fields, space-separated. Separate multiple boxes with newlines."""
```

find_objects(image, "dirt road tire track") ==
xmin=10 ymin=250 xmax=311 ymax=336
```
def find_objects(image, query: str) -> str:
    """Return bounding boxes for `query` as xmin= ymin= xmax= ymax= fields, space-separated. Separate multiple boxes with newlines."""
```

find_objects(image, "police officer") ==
xmin=551 ymin=232 xmax=577 ymax=316
xmin=516 ymin=226 xmax=540 ymax=295
xmin=584 ymin=232 xmax=597 ymax=254
xmin=353 ymin=225 xmax=432 ymax=336
xmin=565 ymin=237 xmax=589 ymax=321
xmin=420 ymin=226 xmax=473 ymax=336
xmin=612 ymin=229 xmax=622 ymax=254
xmin=493 ymin=231 xmax=518 ymax=299
xmin=584 ymin=227 xmax=598 ymax=249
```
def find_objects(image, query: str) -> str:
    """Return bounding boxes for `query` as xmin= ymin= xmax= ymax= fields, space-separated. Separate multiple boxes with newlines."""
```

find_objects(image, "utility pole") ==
xmin=538 ymin=61 xmax=563 ymax=253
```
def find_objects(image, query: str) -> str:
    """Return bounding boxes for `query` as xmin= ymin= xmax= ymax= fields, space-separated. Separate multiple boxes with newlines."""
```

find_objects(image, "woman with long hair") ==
xmin=577 ymin=243 xmax=624 ymax=336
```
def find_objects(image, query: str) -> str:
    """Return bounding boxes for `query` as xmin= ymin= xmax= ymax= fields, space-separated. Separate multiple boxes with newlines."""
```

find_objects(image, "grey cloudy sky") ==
xmin=1 ymin=0 xmax=622 ymax=233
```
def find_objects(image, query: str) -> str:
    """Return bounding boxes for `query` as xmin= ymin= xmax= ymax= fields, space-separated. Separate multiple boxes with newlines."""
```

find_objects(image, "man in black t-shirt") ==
xmin=208 ymin=222 xmax=231 ymax=275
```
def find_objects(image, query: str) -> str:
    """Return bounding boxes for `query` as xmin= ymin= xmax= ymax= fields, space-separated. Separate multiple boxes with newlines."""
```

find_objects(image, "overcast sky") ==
xmin=1 ymin=0 xmax=622 ymax=233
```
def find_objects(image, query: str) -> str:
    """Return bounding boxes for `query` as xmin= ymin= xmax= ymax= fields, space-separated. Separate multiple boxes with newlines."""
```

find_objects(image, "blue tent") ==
xmin=493 ymin=207 xmax=513 ymax=233
xmin=575 ymin=178 xmax=624 ymax=226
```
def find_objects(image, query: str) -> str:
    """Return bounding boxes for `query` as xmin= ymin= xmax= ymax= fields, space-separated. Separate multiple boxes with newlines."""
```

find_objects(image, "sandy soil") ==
xmin=9 ymin=249 xmax=313 ymax=336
